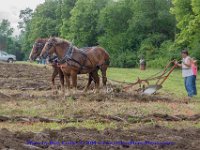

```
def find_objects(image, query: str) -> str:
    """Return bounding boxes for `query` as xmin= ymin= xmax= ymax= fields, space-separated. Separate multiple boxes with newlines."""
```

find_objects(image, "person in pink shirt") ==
xmin=191 ymin=58 xmax=197 ymax=76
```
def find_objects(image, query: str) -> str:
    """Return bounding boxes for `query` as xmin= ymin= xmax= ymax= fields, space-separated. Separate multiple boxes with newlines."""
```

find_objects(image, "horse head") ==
xmin=29 ymin=38 xmax=48 ymax=61
xmin=40 ymin=37 xmax=71 ymax=60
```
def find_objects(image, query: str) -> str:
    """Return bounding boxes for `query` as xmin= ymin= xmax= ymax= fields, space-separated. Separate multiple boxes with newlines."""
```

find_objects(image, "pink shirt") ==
xmin=192 ymin=63 xmax=197 ymax=76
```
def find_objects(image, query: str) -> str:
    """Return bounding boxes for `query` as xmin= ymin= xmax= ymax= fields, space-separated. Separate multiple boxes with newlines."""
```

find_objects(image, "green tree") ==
xmin=68 ymin=0 xmax=109 ymax=46
xmin=171 ymin=0 xmax=200 ymax=59
xmin=98 ymin=0 xmax=134 ymax=67
xmin=0 ymin=19 xmax=23 ymax=60
xmin=170 ymin=0 xmax=193 ymax=47
xmin=60 ymin=0 xmax=77 ymax=38
xmin=18 ymin=8 xmax=33 ymax=31
xmin=0 ymin=19 xmax=13 ymax=37
xmin=127 ymin=0 xmax=175 ymax=63
xmin=97 ymin=0 xmax=175 ymax=67
xmin=15 ymin=0 xmax=178 ymax=66
xmin=29 ymin=0 xmax=62 ymax=41
xmin=0 ymin=19 xmax=14 ymax=50
xmin=19 ymin=0 xmax=63 ymax=58
xmin=18 ymin=7 xmax=33 ymax=58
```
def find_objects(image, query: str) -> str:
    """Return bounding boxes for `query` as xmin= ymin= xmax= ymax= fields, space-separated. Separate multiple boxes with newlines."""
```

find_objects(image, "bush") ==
xmin=190 ymin=38 xmax=200 ymax=62
xmin=147 ymin=40 xmax=176 ymax=68
xmin=110 ymin=51 xmax=137 ymax=68
xmin=148 ymin=57 xmax=170 ymax=68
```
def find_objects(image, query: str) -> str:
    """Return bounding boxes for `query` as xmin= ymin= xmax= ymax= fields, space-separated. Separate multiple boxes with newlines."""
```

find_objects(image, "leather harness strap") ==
xmin=58 ymin=44 xmax=92 ymax=73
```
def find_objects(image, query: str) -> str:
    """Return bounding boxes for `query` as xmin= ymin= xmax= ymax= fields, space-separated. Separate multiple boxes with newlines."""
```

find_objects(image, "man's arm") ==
xmin=176 ymin=63 xmax=182 ymax=67
xmin=175 ymin=58 xmax=192 ymax=68
xmin=174 ymin=61 xmax=182 ymax=67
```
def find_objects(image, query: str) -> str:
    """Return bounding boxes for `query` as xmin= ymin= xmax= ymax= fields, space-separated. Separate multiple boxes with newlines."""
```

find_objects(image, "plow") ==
xmin=123 ymin=60 xmax=177 ymax=95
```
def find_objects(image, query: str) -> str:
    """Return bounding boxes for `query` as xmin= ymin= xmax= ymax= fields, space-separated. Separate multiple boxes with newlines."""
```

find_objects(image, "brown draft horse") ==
xmin=29 ymin=38 xmax=109 ymax=93
xmin=40 ymin=37 xmax=110 ymax=94
xmin=29 ymin=38 xmax=65 ymax=92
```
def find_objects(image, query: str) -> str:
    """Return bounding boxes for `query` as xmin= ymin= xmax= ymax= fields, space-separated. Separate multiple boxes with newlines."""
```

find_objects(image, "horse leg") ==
xmin=100 ymin=64 xmax=108 ymax=86
xmin=71 ymin=72 xmax=78 ymax=94
xmin=92 ymin=70 xmax=100 ymax=93
xmin=58 ymin=67 xmax=64 ymax=93
xmin=83 ymin=73 xmax=93 ymax=92
xmin=64 ymin=74 xmax=71 ymax=96
xmin=51 ymin=66 xmax=58 ymax=94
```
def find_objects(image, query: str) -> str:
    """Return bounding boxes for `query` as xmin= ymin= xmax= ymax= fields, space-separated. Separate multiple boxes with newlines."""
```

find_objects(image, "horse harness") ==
xmin=58 ymin=44 xmax=93 ymax=73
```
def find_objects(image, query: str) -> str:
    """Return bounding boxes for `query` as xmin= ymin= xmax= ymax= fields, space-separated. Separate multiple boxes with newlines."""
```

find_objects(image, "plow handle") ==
xmin=156 ymin=61 xmax=177 ymax=85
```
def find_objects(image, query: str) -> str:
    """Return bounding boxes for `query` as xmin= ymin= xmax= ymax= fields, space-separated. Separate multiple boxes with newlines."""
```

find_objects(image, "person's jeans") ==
xmin=184 ymin=75 xmax=197 ymax=97
xmin=192 ymin=75 xmax=197 ymax=95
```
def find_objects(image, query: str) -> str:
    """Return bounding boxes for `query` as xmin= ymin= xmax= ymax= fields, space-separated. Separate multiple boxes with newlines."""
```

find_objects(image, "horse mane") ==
xmin=35 ymin=38 xmax=48 ymax=43
xmin=52 ymin=37 xmax=82 ymax=51
xmin=53 ymin=37 xmax=70 ymax=45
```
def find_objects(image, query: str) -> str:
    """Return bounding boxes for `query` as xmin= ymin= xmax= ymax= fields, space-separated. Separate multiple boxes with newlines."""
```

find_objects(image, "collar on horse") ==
xmin=48 ymin=55 xmax=58 ymax=63
xmin=58 ymin=43 xmax=93 ymax=73
xmin=58 ymin=44 xmax=74 ymax=64
xmin=58 ymin=44 xmax=85 ymax=69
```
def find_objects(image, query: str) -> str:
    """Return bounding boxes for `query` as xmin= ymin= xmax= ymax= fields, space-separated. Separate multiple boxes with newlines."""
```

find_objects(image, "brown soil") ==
xmin=0 ymin=113 xmax=200 ymax=124
xmin=0 ymin=126 xmax=200 ymax=150
xmin=0 ymin=62 xmax=89 ymax=91
xmin=0 ymin=62 xmax=177 ymax=103
xmin=0 ymin=62 xmax=200 ymax=150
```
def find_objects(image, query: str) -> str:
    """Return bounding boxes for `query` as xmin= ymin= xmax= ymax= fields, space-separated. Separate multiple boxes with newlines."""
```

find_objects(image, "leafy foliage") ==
xmin=171 ymin=0 xmax=200 ymax=60
xmin=15 ymin=0 xmax=176 ymax=64
xmin=2 ymin=0 xmax=199 ymax=66
xmin=0 ymin=19 xmax=24 ymax=60
xmin=68 ymin=0 xmax=109 ymax=46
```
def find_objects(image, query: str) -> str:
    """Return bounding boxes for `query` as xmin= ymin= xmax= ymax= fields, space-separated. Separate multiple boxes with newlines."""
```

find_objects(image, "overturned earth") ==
xmin=0 ymin=62 xmax=200 ymax=150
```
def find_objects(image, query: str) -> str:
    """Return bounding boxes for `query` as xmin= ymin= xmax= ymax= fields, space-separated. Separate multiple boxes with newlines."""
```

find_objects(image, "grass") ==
xmin=107 ymin=67 xmax=200 ymax=99
xmin=0 ymin=62 xmax=200 ymax=132
xmin=0 ymin=95 xmax=199 ymax=131
xmin=0 ymin=93 xmax=199 ymax=118
xmin=0 ymin=120 xmax=117 ymax=132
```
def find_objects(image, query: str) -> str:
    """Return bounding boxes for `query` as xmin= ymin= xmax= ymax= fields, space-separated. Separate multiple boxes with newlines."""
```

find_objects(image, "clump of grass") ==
xmin=0 ymin=120 xmax=117 ymax=132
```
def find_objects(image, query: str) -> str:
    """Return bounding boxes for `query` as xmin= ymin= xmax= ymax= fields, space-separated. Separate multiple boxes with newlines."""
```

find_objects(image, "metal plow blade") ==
xmin=143 ymin=85 xmax=162 ymax=95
